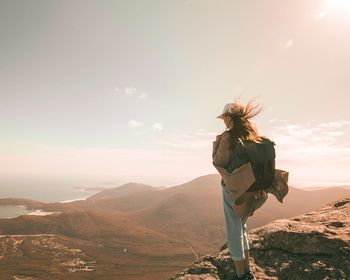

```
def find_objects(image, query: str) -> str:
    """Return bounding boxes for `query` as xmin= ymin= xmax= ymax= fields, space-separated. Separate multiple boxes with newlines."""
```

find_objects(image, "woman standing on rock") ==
xmin=212 ymin=100 xmax=263 ymax=280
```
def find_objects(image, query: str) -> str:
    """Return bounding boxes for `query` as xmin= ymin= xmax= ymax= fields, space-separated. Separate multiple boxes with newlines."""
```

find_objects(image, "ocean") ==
xmin=0 ymin=175 xmax=108 ymax=203
xmin=0 ymin=175 xmax=112 ymax=219
xmin=0 ymin=205 xmax=34 ymax=219
xmin=0 ymin=174 xmax=189 ymax=203
xmin=0 ymin=174 xmax=186 ymax=219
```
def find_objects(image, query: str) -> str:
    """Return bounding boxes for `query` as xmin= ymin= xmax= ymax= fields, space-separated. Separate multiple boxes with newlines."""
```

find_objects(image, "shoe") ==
xmin=244 ymin=270 xmax=256 ymax=280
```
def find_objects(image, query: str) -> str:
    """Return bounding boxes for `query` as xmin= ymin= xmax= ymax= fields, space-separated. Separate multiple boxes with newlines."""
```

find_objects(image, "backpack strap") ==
xmin=237 ymin=138 xmax=251 ymax=159
xmin=234 ymin=138 xmax=254 ymax=166
xmin=237 ymin=138 xmax=244 ymax=146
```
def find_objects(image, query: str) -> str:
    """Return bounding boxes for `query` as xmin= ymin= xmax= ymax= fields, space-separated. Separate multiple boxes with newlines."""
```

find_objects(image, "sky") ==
xmin=0 ymin=0 xmax=350 ymax=187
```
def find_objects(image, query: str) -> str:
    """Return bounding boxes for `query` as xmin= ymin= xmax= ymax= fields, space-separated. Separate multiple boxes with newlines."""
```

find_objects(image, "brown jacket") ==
xmin=212 ymin=131 xmax=289 ymax=220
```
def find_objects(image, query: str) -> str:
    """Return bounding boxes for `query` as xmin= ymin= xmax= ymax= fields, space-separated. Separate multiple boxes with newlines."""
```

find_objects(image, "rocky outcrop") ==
xmin=169 ymin=197 xmax=350 ymax=280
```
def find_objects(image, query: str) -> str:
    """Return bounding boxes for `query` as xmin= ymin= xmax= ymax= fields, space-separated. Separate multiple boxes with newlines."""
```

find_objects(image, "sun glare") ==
xmin=323 ymin=0 xmax=350 ymax=18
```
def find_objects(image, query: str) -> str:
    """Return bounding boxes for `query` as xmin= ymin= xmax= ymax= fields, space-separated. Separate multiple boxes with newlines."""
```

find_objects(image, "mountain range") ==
xmin=0 ymin=174 xmax=349 ymax=279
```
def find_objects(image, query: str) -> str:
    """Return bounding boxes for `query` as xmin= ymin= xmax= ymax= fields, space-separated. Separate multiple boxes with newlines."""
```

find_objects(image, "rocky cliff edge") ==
xmin=169 ymin=197 xmax=350 ymax=280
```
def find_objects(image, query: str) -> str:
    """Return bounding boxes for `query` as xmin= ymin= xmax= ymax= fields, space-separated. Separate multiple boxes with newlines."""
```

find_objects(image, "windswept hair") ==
xmin=225 ymin=98 xmax=264 ymax=143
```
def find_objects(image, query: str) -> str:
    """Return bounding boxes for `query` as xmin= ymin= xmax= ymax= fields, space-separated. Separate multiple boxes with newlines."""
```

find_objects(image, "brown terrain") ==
xmin=169 ymin=197 xmax=350 ymax=280
xmin=0 ymin=174 xmax=349 ymax=279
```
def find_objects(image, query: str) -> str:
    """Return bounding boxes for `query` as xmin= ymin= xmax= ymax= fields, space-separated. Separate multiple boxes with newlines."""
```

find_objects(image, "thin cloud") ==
xmin=128 ymin=119 xmax=143 ymax=129
xmin=155 ymin=128 xmax=216 ymax=152
xmin=152 ymin=123 xmax=163 ymax=131
xmin=285 ymin=39 xmax=294 ymax=48
xmin=138 ymin=92 xmax=148 ymax=99
xmin=319 ymin=121 xmax=349 ymax=128
xmin=318 ymin=11 xmax=326 ymax=19
xmin=269 ymin=118 xmax=287 ymax=123
xmin=125 ymin=87 xmax=136 ymax=95
xmin=114 ymin=86 xmax=148 ymax=99
xmin=263 ymin=119 xmax=350 ymax=166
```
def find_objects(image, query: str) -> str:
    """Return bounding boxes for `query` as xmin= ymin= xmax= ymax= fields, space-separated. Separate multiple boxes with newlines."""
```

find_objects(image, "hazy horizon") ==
xmin=1 ymin=0 xmax=350 ymax=188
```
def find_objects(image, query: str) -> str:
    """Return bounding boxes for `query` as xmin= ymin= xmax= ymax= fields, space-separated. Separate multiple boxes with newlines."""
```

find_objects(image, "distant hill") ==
xmin=87 ymin=182 xmax=160 ymax=200
xmin=296 ymin=185 xmax=350 ymax=191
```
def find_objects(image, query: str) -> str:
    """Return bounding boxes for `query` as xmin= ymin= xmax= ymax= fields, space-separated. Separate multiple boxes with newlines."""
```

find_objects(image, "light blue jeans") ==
xmin=222 ymin=183 xmax=250 ymax=261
